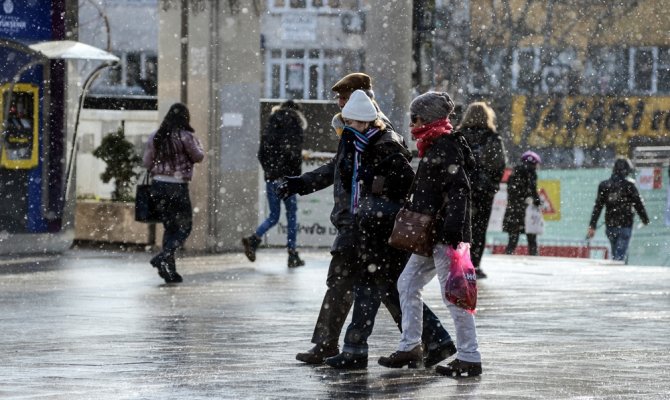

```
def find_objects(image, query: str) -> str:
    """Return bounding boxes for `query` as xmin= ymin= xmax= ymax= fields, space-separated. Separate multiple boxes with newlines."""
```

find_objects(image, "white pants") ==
xmin=397 ymin=243 xmax=481 ymax=363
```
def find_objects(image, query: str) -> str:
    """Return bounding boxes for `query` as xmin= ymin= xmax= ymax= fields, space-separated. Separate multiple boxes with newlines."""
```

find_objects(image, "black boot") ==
xmin=150 ymin=254 xmax=169 ymax=281
xmin=295 ymin=343 xmax=339 ymax=364
xmin=475 ymin=267 xmax=487 ymax=279
xmin=378 ymin=344 xmax=423 ymax=369
xmin=325 ymin=352 xmax=368 ymax=370
xmin=425 ymin=340 xmax=457 ymax=368
xmin=164 ymin=255 xmax=182 ymax=283
xmin=287 ymin=249 xmax=305 ymax=268
xmin=435 ymin=358 xmax=482 ymax=377
xmin=242 ymin=234 xmax=261 ymax=262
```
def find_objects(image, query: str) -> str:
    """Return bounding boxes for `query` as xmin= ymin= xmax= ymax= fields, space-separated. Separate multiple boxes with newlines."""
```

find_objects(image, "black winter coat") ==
xmin=589 ymin=174 xmax=650 ymax=229
xmin=502 ymin=163 xmax=541 ymax=233
xmin=338 ymin=127 xmax=414 ymax=239
xmin=258 ymin=107 xmax=305 ymax=181
xmin=407 ymin=132 xmax=475 ymax=245
xmin=461 ymin=126 xmax=506 ymax=195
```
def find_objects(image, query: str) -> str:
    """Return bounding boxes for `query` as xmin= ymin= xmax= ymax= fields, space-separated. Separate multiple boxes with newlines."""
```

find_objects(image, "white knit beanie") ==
xmin=341 ymin=90 xmax=378 ymax=122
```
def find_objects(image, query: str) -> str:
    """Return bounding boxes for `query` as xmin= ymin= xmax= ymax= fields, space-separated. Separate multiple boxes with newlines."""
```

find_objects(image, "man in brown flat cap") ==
xmin=277 ymin=73 xmax=454 ymax=369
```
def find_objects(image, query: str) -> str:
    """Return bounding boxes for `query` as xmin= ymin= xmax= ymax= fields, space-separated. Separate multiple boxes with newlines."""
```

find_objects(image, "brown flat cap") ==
xmin=331 ymin=73 xmax=372 ymax=93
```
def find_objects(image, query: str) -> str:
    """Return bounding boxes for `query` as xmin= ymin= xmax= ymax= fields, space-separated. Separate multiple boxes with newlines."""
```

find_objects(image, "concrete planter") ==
xmin=75 ymin=201 xmax=155 ymax=245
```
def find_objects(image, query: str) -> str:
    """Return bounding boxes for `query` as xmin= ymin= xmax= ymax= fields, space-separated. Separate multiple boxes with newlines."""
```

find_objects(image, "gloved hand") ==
xmin=274 ymin=176 xmax=302 ymax=200
xmin=444 ymin=231 xmax=462 ymax=249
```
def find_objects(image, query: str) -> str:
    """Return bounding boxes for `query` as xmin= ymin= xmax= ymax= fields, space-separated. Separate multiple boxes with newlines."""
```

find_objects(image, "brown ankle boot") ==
xmin=378 ymin=344 xmax=424 ymax=368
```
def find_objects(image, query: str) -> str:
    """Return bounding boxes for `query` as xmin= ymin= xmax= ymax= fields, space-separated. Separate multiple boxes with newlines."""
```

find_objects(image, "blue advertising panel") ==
xmin=0 ymin=0 xmax=52 ymax=41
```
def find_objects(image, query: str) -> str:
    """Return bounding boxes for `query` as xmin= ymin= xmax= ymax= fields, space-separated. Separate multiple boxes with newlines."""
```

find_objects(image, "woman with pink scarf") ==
xmin=378 ymin=92 xmax=482 ymax=377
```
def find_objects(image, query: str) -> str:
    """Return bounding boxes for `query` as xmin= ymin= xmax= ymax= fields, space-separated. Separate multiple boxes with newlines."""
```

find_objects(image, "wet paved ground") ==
xmin=0 ymin=247 xmax=668 ymax=399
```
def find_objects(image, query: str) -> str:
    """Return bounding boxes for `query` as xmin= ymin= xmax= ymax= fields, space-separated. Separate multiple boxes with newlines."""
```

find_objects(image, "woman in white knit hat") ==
xmin=324 ymin=90 xmax=454 ymax=370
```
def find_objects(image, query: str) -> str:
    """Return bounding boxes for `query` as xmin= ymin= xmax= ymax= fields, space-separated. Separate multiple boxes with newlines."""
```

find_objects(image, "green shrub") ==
xmin=92 ymin=127 xmax=142 ymax=202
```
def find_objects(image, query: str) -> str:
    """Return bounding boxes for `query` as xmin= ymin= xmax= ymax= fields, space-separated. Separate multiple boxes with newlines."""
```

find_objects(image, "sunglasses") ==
xmin=410 ymin=114 xmax=419 ymax=124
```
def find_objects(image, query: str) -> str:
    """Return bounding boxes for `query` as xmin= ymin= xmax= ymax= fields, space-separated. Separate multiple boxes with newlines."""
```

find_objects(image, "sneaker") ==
xmin=288 ymin=250 xmax=305 ymax=268
xmin=424 ymin=340 xmax=457 ymax=368
xmin=435 ymin=358 xmax=482 ymax=377
xmin=324 ymin=352 xmax=368 ymax=370
xmin=242 ymin=235 xmax=261 ymax=262
xmin=295 ymin=343 xmax=339 ymax=364
xmin=475 ymin=268 xmax=487 ymax=279
xmin=378 ymin=344 xmax=423 ymax=369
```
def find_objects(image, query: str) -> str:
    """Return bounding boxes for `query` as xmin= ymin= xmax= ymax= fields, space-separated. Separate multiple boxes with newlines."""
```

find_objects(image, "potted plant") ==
xmin=75 ymin=127 xmax=154 ymax=245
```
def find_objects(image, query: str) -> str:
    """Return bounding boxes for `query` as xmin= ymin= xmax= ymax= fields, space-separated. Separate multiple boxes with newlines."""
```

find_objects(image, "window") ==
xmin=96 ymin=51 xmax=158 ymax=96
xmin=631 ymin=48 xmax=654 ymax=93
xmin=265 ymin=48 xmax=342 ymax=100
xmin=583 ymin=47 xmax=628 ymax=94
xmin=513 ymin=47 xmax=540 ymax=93
xmin=658 ymin=48 xmax=670 ymax=93
xmin=469 ymin=47 xmax=503 ymax=94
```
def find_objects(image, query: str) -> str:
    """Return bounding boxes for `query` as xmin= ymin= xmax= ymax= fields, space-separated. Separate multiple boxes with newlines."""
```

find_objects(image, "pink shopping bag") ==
xmin=445 ymin=243 xmax=478 ymax=314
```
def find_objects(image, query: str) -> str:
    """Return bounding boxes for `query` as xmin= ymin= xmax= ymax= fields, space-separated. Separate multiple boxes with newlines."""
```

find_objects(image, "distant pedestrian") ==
xmin=586 ymin=158 xmax=649 ymax=262
xmin=143 ymin=103 xmax=205 ymax=283
xmin=378 ymin=91 xmax=482 ymax=377
xmin=459 ymin=102 xmax=506 ymax=278
xmin=502 ymin=151 xmax=542 ymax=256
xmin=242 ymin=100 xmax=306 ymax=268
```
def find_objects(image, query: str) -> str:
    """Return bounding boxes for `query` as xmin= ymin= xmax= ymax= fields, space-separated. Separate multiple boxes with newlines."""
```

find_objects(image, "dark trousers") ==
xmin=470 ymin=191 xmax=496 ymax=268
xmin=505 ymin=232 xmax=538 ymax=256
xmin=339 ymin=236 xmax=452 ymax=354
xmin=311 ymin=246 xmax=451 ymax=351
xmin=153 ymin=181 xmax=193 ymax=261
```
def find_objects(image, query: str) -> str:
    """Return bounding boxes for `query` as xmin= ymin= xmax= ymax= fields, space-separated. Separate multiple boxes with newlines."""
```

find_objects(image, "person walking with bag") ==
xmin=322 ymin=91 xmax=455 ymax=369
xmin=143 ymin=103 xmax=204 ymax=283
xmin=459 ymin=102 xmax=506 ymax=279
xmin=242 ymin=100 xmax=306 ymax=268
xmin=502 ymin=151 xmax=542 ymax=256
xmin=378 ymin=91 xmax=483 ymax=377
xmin=586 ymin=158 xmax=649 ymax=262
xmin=277 ymin=75 xmax=452 ymax=368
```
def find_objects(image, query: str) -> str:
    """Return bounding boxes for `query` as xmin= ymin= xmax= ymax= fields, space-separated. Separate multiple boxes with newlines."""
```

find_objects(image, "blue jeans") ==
xmin=153 ymin=181 xmax=192 ymax=258
xmin=606 ymin=226 xmax=632 ymax=261
xmin=255 ymin=181 xmax=298 ymax=250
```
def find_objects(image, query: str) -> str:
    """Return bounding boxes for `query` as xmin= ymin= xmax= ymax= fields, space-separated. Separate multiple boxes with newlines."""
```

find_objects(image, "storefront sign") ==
xmin=0 ymin=0 xmax=51 ymax=40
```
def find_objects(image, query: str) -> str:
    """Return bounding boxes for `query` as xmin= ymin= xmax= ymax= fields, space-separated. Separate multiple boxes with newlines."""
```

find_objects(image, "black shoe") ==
xmin=242 ymin=235 xmax=261 ymax=262
xmin=150 ymin=254 xmax=169 ymax=280
xmin=425 ymin=341 xmax=457 ymax=368
xmin=164 ymin=255 xmax=182 ymax=284
xmin=475 ymin=268 xmax=487 ymax=279
xmin=435 ymin=359 xmax=482 ymax=377
xmin=288 ymin=250 xmax=305 ymax=268
xmin=295 ymin=344 xmax=339 ymax=364
xmin=325 ymin=352 xmax=368 ymax=370
xmin=378 ymin=344 xmax=423 ymax=369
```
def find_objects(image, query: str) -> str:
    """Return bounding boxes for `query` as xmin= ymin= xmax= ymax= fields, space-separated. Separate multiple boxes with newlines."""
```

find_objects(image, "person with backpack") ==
xmin=459 ymin=102 xmax=506 ymax=279
xmin=586 ymin=158 xmax=649 ymax=262
xmin=242 ymin=100 xmax=307 ymax=268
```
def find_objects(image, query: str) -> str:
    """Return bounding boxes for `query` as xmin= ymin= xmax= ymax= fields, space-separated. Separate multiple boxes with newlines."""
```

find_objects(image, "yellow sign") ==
xmin=538 ymin=179 xmax=561 ymax=221
xmin=511 ymin=96 xmax=670 ymax=154
xmin=0 ymin=83 xmax=39 ymax=169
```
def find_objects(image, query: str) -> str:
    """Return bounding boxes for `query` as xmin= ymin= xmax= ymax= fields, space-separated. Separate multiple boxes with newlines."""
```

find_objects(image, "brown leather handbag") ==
xmin=388 ymin=208 xmax=435 ymax=257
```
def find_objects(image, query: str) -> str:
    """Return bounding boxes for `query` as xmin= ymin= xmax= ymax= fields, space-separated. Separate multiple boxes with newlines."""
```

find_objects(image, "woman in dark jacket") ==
xmin=502 ymin=151 xmax=542 ymax=255
xmin=242 ymin=100 xmax=306 ymax=268
xmin=459 ymin=102 xmax=507 ymax=279
xmin=324 ymin=90 xmax=453 ymax=370
xmin=379 ymin=91 xmax=482 ymax=377
xmin=143 ymin=103 xmax=205 ymax=283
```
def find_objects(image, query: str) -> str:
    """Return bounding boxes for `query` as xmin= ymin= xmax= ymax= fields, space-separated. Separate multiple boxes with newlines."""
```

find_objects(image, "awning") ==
xmin=28 ymin=40 xmax=119 ymax=62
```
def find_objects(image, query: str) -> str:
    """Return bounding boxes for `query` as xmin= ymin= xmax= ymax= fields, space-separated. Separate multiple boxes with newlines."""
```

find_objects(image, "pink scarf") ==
xmin=411 ymin=118 xmax=453 ymax=157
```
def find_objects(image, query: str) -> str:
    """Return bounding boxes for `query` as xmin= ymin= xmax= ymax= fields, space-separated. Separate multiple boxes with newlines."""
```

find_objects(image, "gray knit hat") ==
xmin=410 ymin=91 xmax=455 ymax=124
